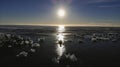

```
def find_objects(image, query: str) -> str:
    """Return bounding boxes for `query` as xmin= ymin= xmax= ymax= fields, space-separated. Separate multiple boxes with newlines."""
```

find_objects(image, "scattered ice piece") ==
xmin=20 ymin=41 xmax=24 ymax=45
xmin=8 ymin=45 xmax=12 ymax=48
xmin=16 ymin=51 xmax=28 ymax=57
xmin=30 ymin=49 xmax=36 ymax=53
xmin=69 ymin=54 xmax=77 ymax=62
xmin=6 ymin=34 xmax=11 ymax=38
xmin=91 ymin=38 xmax=97 ymax=42
xmin=25 ymin=40 xmax=29 ymax=44
xmin=52 ymin=58 xmax=60 ymax=63
xmin=29 ymin=40 xmax=33 ymax=44
xmin=65 ymin=54 xmax=77 ymax=62
xmin=32 ymin=43 xmax=40 ymax=48
xmin=18 ymin=36 xmax=23 ymax=40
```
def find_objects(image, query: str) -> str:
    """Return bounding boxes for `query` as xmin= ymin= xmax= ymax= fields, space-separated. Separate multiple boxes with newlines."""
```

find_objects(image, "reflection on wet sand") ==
xmin=53 ymin=26 xmax=78 ymax=67
xmin=56 ymin=44 xmax=65 ymax=57
xmin=57 ymin=25 xmax=65 ymax=47
xmin=56 ymin=25 xmax=66 ymax=58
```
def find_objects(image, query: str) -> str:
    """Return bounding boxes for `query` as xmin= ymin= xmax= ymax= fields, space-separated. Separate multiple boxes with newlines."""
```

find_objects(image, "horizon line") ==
xmin=0 ymin=24 xmax=120 ymax=27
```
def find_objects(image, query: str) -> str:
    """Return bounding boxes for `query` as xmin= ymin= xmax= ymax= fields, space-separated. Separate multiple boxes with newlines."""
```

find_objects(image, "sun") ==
xmin=57 ymin=9 xmax=65 ymax=17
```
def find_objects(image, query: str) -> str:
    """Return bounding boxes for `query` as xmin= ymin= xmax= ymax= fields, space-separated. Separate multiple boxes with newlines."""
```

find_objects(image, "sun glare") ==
xmin=58 ymin=9 xmax=65 ymax=17
xmin=58 ymin=25 xmax=65 ymax=32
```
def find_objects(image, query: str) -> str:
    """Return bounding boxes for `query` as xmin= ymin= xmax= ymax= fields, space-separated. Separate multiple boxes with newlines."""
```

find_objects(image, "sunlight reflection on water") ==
xmin=57 ymin=33 xmax=64 ymax=42
xmin=56 ymin=25 xmax=66 ymax=57
xmin=53 ymin=26 xmax=78 ymax=66
xmin=58 ymin=25 xmax=65 ymax=33
xmin=56 ymin=44 xmax=65 ymax=57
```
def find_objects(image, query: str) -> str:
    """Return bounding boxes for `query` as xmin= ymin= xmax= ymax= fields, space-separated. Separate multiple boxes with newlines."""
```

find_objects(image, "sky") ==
xmin=0 ymin=0 xmax=120 ymax=26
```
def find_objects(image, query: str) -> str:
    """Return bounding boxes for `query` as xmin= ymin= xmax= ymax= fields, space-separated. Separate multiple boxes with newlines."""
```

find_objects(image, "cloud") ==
xmin=80 ymin=0 xmax=119 ymax=5
xmin=98 ymin=5 xmax=120 ymax=8
xmin=71 ymin=0 xmax=120 ymax=6
xmin=75 ymin=0 xmax=120 ymax=6
xmin=91 ymin=0 xmax=119 ymax=3
xmin=84 ymin=0 xmax=120 ymax=8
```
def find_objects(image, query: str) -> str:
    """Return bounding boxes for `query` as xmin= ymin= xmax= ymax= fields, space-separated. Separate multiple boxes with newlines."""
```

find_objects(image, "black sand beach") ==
xmin=0 ymin=25 xmax=120 ymax=67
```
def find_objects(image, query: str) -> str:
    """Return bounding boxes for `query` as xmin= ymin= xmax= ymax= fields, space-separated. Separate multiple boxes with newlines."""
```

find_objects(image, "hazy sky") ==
xmin=0 ymin=0 xmax=120 ymax=26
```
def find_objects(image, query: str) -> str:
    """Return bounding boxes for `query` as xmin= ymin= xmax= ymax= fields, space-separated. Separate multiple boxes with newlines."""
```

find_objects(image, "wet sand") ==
xmin=0 ymin=25 xmax=120 ymax=67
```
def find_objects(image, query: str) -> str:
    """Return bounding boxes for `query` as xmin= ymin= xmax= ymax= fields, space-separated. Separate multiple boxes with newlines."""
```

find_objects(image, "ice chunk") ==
xmin=30 ymin=49 xmax=36 ymax=53
xmin=69 ymin=54 xmax=77 ymax=62
xmin=8 ymin=45 xmax=12 ymax=48
xmin=32 ymin=43 xmax=40 ymax=48
xmin=16 ymin=51 xmax=28 ymax=57
xmin=25 ymin=40 xmax=29 ymax=44
xmin=91 ymin=37 xmax=97 ymax=42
